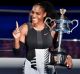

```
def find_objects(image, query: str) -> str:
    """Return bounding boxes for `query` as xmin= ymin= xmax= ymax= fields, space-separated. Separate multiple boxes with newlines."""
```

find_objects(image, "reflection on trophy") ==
xmin=44 ymin=8 xmax=78 ymax=65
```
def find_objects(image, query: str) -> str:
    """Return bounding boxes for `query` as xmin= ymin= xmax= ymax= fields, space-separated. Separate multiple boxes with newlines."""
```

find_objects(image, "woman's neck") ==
xmin=32 ymin=22 xmax=45 ymax=31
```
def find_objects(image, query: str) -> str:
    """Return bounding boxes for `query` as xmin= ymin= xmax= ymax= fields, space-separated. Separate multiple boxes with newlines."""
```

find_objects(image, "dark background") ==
xmin=0 ymin=0 xmax=79 ymax=6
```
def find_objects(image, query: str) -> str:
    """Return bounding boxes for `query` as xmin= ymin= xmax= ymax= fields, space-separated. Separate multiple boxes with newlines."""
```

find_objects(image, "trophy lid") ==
xmin=60 ymin=8 xmax=66 ymax=19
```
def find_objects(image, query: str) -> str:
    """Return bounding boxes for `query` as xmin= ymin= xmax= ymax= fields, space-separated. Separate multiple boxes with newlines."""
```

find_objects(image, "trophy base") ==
xmin=50 ymin=49 xmax=67 ymax=66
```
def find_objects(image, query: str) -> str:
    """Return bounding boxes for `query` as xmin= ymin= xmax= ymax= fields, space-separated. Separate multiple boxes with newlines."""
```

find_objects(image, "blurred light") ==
xmin=73 ymin=39 xmax=78 ymax=42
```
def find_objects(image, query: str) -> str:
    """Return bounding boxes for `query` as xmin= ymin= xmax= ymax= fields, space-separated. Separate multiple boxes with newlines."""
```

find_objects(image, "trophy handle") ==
xmin=70 ymin=19 xmax=78 ymax=32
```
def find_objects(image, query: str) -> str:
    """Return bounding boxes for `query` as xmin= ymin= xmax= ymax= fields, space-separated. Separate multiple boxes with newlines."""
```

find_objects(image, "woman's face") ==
xmin=30 ymin=5 xmax=46 ymax=25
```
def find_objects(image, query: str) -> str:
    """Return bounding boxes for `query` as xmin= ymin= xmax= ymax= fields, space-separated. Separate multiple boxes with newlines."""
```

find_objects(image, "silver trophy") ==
xmin=55 ymin=8 xmax=78 ymax=65
xmin=45 ymin=8 xmax=78 ymax=65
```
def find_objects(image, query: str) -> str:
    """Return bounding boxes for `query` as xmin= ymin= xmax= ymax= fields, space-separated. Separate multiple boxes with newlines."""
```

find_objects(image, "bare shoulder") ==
xmin=20 ymin=23 xmax=28 ymax=29
xmin=20 ymin=23 xmax=28 ymax=35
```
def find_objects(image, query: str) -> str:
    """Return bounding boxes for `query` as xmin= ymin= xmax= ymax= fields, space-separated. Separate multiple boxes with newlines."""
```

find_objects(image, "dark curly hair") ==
xmin=33 ymin=1 xmax=59 ymax=19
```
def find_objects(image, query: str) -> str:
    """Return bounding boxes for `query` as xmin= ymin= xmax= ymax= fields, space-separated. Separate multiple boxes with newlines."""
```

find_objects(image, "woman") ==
xmin=13 ymin=1 xmax=72 ymax=74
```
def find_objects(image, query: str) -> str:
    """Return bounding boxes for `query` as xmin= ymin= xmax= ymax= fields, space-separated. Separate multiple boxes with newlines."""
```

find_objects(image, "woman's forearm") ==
xmin=14 ymin=38 xmax=20 ymax=49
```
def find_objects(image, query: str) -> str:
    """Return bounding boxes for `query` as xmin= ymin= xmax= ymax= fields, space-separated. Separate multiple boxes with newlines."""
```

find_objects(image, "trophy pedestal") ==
xmin=50 ymin=48 xmax=67 ymax=66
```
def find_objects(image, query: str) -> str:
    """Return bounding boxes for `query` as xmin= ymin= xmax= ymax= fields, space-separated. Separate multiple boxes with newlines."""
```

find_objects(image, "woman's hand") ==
xmin=64 ymin=55 xmax=73 ymax=68
xmin=12 ymin=21 xmax=20 ymax=39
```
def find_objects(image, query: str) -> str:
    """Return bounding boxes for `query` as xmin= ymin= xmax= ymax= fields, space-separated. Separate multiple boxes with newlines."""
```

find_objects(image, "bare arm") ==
xmin=12 ymin=22 xmax=28 ymax=49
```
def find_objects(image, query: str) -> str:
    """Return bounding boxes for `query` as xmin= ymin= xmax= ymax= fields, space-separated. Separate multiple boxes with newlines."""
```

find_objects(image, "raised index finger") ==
xmin=16 ymin=21 xmax=19 ymax=28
